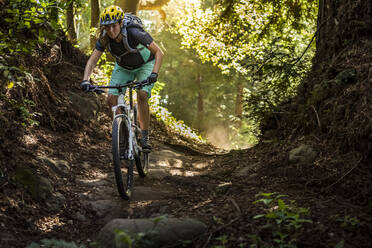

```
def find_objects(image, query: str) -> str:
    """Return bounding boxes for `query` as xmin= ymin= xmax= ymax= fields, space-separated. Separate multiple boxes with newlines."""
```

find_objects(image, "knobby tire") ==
xmin=112 ymin=116 xmax=133 ymax=200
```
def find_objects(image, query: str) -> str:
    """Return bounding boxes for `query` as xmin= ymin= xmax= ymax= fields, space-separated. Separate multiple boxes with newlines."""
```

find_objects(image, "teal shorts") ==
xmin=108 ymin=59 xmax=155 ymax=97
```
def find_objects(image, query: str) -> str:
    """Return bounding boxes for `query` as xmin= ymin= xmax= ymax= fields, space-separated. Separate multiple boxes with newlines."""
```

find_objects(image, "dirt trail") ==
xmin=76 ymin=140 xmax=213 ymax=222
xmin=51 ymin=134 xmax=219 ymax=246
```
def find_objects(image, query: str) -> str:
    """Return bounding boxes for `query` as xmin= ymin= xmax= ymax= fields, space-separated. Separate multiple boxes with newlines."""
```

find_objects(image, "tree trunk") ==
xmin=114 ymin=0 xmax=141 ymax=14
xmin=234 ymin=80 xmax=243 ymax=127
xmin=196 ymin=71 xmax=204 ymax=131
xmin=50 ymin=0 xmax=59 ymax=22
xmin=139 ymin=0 xmax=170 ymax=21
xmin=295 ymin=0 xmax=372 ymax=156
xmin=316 ymin=0 xmax=324 ymax=50
xmin=315 ymin=0 xmax=371 ymax=65
xmin=90 ymin=0 xmax=100 ymax=50
xmin=66 ymin=0 xmax=77 ymax=43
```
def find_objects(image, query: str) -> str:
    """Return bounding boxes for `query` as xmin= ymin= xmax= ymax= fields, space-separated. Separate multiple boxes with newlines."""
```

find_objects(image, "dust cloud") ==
xmin=204 ymin=125 xmax=232 ymax=150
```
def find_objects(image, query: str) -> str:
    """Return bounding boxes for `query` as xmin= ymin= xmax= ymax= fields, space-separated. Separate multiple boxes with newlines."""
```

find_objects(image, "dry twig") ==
xmin=228 ymin=197 xmax=241 ymax=214
xmin=311 ymin=105 xmax=322 ymax=128
xmin=324 ymin=157 xmax=362 ymax=191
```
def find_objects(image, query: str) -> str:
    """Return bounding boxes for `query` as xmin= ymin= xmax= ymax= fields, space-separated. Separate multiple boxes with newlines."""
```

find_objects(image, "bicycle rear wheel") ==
xmin=133 ymin=105 xmax=148 ymax=177
xmin=112 ymin=116 xmax=133 ymax=200
xmin=135 ymin=150 xmax=149 ymax=177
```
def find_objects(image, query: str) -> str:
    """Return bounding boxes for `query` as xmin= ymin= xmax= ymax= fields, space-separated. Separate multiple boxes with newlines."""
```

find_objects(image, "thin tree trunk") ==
xmin=316 ymin=0 xmax=324 ymax=50
xmin=196 ymin=71 xmax=204 ymax=131
xmin=66 ymin=0 xmax=77 ymax=43
xmin=90 ymin=0 xmax=100 ymax=50
xmin=50 ymin=0 xmax=59 ymax=22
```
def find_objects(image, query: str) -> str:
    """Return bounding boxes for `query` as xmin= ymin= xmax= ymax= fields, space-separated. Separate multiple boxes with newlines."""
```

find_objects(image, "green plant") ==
xmin=331 ymin=214 xmax=360 ymax=230
xmin=251 ymin=192 xmax=313 ymax=248
xmin=149 ymin=81 xmax=204 ymax=142
xmin=0 ymin=94 xmax=41 ymax=127
xmin=92 ymin=52 xmax=115 ymax=85
xmin=19 ymin=99 xmax=42 ymax=126
xmin=334 ymin=240 xmax=345 ymax=248
xmin=213 ymin=235 xmax=228 ymax=248
xmin=27 ymin=239 xmax=85 ymax=248
xmin=2 ymin=0 xmax=62 ymax=55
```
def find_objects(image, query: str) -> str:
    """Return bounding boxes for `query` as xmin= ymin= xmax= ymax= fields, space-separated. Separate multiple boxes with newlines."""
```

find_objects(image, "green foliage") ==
xmin=27 ymin=239 xmax=86 ymax=248
xmin=330 ymin=214 xmax=360 ymax=230
xmin=0 ymin=94 xmax=41 ymax=127
xmin=213 ymin=235 xmax=228 ymax=248
xmin=229 ymin=117 xmax=259 ymax=148
xmin=307 ymin=69 xmax=356 ymax=106
xmin=174 ymin=0 xmax=317 ymax=74
xmin=1 ymin=0 xmax=62 ymax=55
xmin=19 ymin=99 xmax=42 ymax=127
xmin=243 ymin=43 xmax=314 ymax=125
xmin=334 ymin=240 xmax=345 ymax=248
xmin=91 ymin=52 xmax=115 ymax=85
xmin=170 ymin=0 xmax=317 ymax=142
xmin=251 ymin=192 xmax=313 ymax=248
xmin=74 ymin=0 xmax=116 ymax=51
xmin=150 ymin=81 xmax=204 ymax=142
xmin=155 ymin=29 xmax=255 ymax=147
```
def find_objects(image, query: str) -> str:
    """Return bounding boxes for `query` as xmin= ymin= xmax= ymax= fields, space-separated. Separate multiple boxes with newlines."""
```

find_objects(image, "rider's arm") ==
xmin=147 ymin=41 xmax=164 ymax=74
xmin=83 ymin=49 xmax=103 ymax=81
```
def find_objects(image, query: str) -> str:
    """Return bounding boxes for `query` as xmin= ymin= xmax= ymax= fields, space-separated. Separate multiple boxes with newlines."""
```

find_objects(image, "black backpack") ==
xmin=100 ymin=13 xmax=146 ymax=58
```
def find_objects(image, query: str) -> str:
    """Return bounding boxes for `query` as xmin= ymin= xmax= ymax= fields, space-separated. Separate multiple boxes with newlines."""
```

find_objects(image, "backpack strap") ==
xmin=120 ymin=25 xmax=144 ymax=55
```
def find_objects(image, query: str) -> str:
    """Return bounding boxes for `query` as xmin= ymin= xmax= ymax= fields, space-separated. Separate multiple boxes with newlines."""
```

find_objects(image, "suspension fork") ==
xmin=112 ymin=94 xmax=135 ymax=160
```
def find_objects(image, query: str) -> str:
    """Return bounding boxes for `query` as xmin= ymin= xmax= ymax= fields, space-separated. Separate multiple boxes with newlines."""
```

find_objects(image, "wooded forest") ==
xmin=0 ymin=0 xmax=371 ymax=247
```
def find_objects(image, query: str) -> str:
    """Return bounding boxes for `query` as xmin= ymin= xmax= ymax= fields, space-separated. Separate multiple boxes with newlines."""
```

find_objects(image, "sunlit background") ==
xmin=71 ymin=0 xmax=317 ymax=149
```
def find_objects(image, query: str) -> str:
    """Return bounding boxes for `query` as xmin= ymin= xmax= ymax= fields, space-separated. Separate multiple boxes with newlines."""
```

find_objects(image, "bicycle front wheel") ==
xmin=112 ymin=116 xmax=133 ymax=200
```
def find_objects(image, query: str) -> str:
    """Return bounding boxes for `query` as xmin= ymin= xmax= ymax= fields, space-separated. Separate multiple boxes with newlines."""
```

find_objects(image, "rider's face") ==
xmin=104 ymin=22 xmax=121 ymax=39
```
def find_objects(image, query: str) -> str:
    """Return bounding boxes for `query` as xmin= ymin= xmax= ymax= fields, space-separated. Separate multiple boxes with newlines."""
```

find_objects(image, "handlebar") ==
xmin=87 ymin=80 xmax=152 ymax=94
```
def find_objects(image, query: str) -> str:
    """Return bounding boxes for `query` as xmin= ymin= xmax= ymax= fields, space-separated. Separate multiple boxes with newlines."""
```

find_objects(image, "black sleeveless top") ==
xmin=95 ymin=26 xmax=155 ymax=70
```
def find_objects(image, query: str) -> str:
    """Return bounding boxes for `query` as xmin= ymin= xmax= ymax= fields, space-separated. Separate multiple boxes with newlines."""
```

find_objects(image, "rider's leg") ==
xmin=134 ymin=59 xmax=155 ymax=149
xmin=137 ymin=90 xmax=150 ymax=130
xmin=137 ymin=90 xmax=151 ymax=149
xmin=107 ymin=94 xmax=118 ymax=109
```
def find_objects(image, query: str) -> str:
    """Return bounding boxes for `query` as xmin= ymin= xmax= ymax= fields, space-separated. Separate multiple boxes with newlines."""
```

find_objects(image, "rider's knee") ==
xmin=137 ymin=90 xmax=148 ymax=103
xmin=107 ymin=94 xmax=117 ymax=107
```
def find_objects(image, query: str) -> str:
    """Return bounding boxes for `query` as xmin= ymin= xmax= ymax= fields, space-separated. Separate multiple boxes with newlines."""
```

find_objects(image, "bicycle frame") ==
xmin=89 ymin=80 xmax=151 ymax=160
xmin=111 ymin=88 xmax=140 ymax=161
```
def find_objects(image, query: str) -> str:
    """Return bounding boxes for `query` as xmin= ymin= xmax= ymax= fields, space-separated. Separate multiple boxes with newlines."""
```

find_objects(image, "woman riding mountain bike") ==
xmin=81 ymin=5 xmax=164 ymax=150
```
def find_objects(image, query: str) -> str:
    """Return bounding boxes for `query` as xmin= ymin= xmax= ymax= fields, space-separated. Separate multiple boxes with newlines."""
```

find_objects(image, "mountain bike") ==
xmin=87 ymin=80 xmax=151 ymax=200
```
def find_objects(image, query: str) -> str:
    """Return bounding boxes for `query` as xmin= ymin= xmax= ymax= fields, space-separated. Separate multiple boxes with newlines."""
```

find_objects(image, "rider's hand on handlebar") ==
xmin=147 ymin=72 xmax=158 ymax=84
xmin=91 ymin=86 xmax=105 ymax=94
xmin=80 ymin=80 xmax=91 ymax=92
